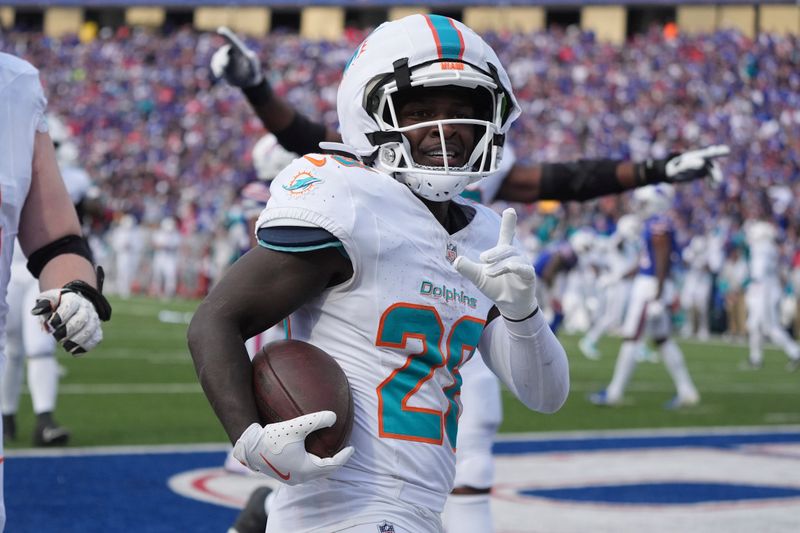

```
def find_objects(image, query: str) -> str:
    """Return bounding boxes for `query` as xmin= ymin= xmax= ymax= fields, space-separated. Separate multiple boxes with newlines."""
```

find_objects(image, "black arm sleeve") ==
xmin=538 ymin=159 xmax=624 ymax=202
xmin=27 ymin=235 xmax=94 ymax=278
xmin=273 ymin=112 xmax=328 ymax=156
xmin=242 ymin=78 xmax=274 ymax=107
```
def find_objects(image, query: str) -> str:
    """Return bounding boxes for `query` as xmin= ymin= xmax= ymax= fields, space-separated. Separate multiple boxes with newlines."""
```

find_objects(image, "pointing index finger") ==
xmin=217 ymin=26 xmax=249 ymax=53
xmin=695 ymin=145 xmax=730 ymax=160
xmin=497 ymin=208 xmax=518 ymax=247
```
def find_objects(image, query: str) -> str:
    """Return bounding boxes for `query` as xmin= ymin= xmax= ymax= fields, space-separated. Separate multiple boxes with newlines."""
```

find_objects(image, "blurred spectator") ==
xmin=1 ymin=24 xmax=798 ymax=317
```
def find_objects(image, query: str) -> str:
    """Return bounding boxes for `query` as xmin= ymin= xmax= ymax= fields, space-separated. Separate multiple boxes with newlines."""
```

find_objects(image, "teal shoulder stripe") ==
xmin=258 ymin=240 xmax=344 ymax=253
xmin=428 ymin=14 xmax=464 ymax=60
xmin=460 ymin=189 xmax=482 ymax=202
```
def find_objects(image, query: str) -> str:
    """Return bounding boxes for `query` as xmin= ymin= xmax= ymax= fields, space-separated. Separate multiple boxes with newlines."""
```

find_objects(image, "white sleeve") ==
xmin=255 ymin=154 xmax=358 ymax=239
xmin=477 ymin=310 xmax=569 ymax=413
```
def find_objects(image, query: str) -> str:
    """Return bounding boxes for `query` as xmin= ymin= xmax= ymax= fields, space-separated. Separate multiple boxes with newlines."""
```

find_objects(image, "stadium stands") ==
xmin=1 ymin=6 xmax=798 ymax=330
xmin=0 ymin=3 xmax=798 ymax=41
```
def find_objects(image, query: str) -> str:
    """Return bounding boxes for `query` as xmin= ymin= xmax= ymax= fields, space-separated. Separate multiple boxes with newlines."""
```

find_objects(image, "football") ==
xmin=251 ymin=339 xmax=354 ymax=458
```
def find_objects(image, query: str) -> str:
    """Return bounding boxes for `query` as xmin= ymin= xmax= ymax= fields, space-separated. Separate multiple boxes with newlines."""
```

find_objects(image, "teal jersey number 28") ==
xmin=376 ymin=303 xmax=485 ymax=449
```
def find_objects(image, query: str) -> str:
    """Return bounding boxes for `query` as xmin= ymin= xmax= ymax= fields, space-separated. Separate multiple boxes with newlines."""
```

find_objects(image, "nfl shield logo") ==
xmin=377 ymin=521 xmax=396 ymax=533
xmin=446 ymin=242 xmax=458 ymax=263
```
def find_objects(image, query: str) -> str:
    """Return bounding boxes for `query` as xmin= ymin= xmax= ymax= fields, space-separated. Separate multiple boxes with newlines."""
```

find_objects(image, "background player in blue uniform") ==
xmin=590 ymin=184 xmax=701 ymax=408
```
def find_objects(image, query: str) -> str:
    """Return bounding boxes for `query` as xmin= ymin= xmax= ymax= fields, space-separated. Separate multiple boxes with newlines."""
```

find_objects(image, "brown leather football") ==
xmin=251 ymin=339 xmax=354 ymax=458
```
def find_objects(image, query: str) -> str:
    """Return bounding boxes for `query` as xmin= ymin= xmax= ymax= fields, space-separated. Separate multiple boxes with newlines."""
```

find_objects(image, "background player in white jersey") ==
xmin=720 ymin=244 xmax=749 ymax=341
xmin=0 ymin=52 xmax=112 ymax=531
xmin=190 ymin=15 xmax=571 ymax=532
xmin=743 ymin=220 xmax=800 ymax=370
xmin=560 ymin=228 xmax=598 ymax=333
xmin=2 ymin=114 xmax=97 ymax=447
xmin=109 ymin=214 xmax=144 ymax=298
xmin=680 ymin=233 xmax=713 ymax=340
xmin=579 ymin=214 xmax=642 ymax=360
xmin=149 ymin=217 xmax=181 ymax=299
xmin=211 ymin=25 xmax=729 ymax=533
xmin=590 ymin=184 xmax=702 ymax=409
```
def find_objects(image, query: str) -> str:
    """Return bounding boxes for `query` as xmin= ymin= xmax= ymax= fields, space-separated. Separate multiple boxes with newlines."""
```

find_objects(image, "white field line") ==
xmin=7 ymin=425 xmax=800 ymax=458
xmin=12 ymin=379 xmax=795 ymax=396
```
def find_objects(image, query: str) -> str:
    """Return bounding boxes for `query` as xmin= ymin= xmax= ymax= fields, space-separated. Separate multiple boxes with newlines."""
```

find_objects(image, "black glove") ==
xmin=210 ymin=26 xmax=264 ymax=88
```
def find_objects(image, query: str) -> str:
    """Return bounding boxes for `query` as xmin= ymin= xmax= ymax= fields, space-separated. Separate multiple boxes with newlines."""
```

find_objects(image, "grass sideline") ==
xmin=5 ymin=295 xmax=799 ymax=449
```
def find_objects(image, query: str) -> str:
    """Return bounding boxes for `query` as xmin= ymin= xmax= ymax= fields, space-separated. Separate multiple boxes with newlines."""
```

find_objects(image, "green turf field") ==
xmin=5 ymin=295 xmax=799 ymax=448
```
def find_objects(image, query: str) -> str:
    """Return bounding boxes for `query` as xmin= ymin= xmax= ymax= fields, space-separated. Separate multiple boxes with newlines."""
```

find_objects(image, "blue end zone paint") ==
xmin=5 ymin=451 xmax=235 ymax=533
xmin=493 ymin=431 xmax=800 ymax=455
xmin=521 ymin=482 xmax=800 ymax=504
xmin=6 ymin=429 xmax=800 ymax=532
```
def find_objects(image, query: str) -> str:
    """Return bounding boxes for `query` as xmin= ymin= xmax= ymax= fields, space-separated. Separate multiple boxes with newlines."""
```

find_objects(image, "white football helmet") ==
xmin=631 ymin=183 xmax=675 ymax=218
xmin=252 ymin=133 xmax=297 ymax=181
xmin=688 ymin=234 xmax=707 ymax=252
xmin=615 ymin=214 xmax=642 ymax=241
xmin=160 ymin=217 xmax=178 ymax=232
xmin=337 ymin=14 xmax=521 ymax=201
xmin=746 ymin=220 xmax=776 ymax=244
xmin=569 ymin=228 xmax=595 ymax=255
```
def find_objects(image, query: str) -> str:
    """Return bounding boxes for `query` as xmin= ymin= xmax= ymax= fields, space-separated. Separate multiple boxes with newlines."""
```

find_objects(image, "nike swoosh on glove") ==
xmin=454 ymin=208 xmax=538 ymax=321
xmin=233 ymin=411 xmax=354 ymax=486
xmin=210 ymin=26 xmax=263 ymax=88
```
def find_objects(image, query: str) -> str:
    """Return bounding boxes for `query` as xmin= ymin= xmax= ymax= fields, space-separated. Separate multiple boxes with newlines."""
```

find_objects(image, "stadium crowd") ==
xmin=1 ymin=23 xmax=799 ymax=338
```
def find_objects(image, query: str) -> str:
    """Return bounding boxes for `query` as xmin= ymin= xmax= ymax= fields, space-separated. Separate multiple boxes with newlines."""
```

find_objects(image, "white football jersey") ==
xmin=749 ymin=240 xmax=778 ymax=281
xmin=257 ymin=153 xmax=506 ymax=515
xmin=0 ymin=53 xmax=48 ymax=354
xmin=683 ymin=236 xmax=709 ymax=272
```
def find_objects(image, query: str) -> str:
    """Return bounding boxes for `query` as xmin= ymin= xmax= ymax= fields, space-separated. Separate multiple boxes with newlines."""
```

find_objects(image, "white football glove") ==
xmin=210 ymin=27 xmax=263 ymax=88
xmin=454 ymin=208 xmax=538 ymax=321
xmin=32 ymin=280 xmax=111 ymax=356
xmin=233 ymin=411 xmax=354 ymax=486
xmin=664 ymin=145 xmax=730 ymax=186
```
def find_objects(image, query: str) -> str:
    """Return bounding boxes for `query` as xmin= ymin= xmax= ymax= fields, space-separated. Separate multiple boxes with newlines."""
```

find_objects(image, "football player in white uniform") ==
xmin=109 ymin=214 xmax=144 ymax=298
xmin=590 ymin=184 xmax=701 ymax=409
xmin=149 ymin=217 xmax=181 ymax=299
xmin=680 ymin=233 xmax=713 ymax=340
xmin=191 ymin=15 xmax=571 ymax=533
xmin=2 ymin=114 xmax=97 ymax=447
xmin=211 ymin=24 xmax=730 ymax=533
xmin=579 ymin=214 xmax=642 ymax=359
xmin=743 ymin=220 xmax=800 ymax=370
xmin=0 ymin=52 xmax=111 ymax=530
